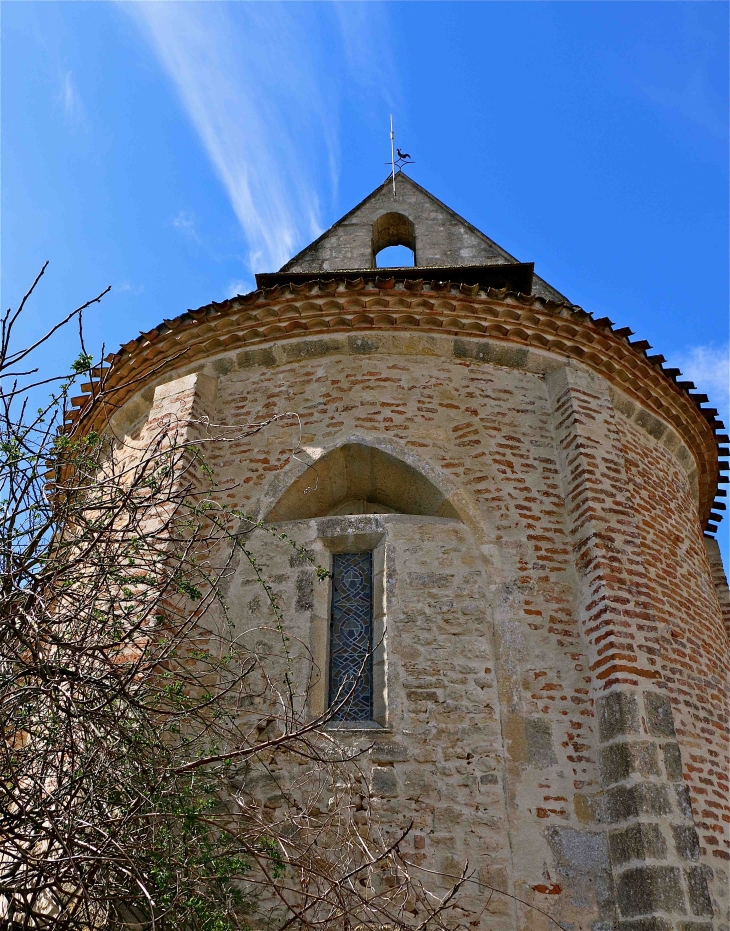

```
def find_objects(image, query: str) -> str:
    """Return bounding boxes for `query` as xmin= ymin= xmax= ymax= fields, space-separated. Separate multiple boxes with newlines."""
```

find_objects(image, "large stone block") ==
xmin=616 ymin=866 xmax=686 ymax=917
xmin=597 ymin=692 xmax=642 ymax=742
xmin=235 ymin=346 xmax=277 ymax=368
xmin=369 ymin=742 xmax=410 ymax=764
xmin=609 ymin=823 xmax=667 ymax=865
xmin=618 ymin=919 xmax=673 ymax=931
xmin=673 ymin=825 xmax=701 ymax=861
xmin=645 ymin=692 xmax=677 ymax=739
xmin=600 ymin=741 xmax=661 ymax=786
xmin=675 ymin=785 xmax=694 ymax=821
xmin=524 ymin=716 xmax=557 ymax=767
xmin=605 ymin=783 xmax=672 ymax=824
xmin=371 ymin=766 xmax=399 ymax=798
xmin=685 ymin=866 xmax=713 ymax=917
xmin=662 ymin=742 xmax=684 ymax=783
xmin=282 ymin=338 xmax=341 ymax=361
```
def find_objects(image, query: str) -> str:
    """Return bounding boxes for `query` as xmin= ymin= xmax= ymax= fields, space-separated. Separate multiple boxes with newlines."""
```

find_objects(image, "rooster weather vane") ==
xmin=386 ymin=114 xmax=414 ymax=199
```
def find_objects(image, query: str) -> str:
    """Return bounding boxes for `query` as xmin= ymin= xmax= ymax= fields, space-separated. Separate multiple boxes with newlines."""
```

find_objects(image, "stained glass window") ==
xmin=328 ymin=552 xmax=373 ymax=721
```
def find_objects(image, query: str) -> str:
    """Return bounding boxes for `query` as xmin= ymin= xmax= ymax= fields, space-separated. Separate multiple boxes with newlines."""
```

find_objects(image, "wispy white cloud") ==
xmin=226 ymin=279 xmax=254 ymax=300
xmin=632 ymin=7 xmax=727 ymax=142
xmin=333 ymin=3 xmax=398 ymax=97
xmin=675 ymin=343 xmax=730 ymax=424
xmin=116 ymin=281 xmax=145 ymax=298
xmin=58 ymin=70 xmax=84 ymax=126
xmin=124 ymin=4 xmax=396 ymax=275
xmin=172 ymin=210 xmax=201 ymax=243
xmin=641 ymin=69 xmax=728 ymax=141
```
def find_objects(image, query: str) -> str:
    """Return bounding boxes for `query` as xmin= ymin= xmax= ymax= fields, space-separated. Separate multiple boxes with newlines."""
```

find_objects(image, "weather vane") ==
xmin=386 ymin=114 xmax=414 ymax=199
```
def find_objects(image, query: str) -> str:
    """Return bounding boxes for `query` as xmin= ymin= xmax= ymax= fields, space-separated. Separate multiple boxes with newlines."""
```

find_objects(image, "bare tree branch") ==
xmin=1 ymin=267 xmax=565 ymax=931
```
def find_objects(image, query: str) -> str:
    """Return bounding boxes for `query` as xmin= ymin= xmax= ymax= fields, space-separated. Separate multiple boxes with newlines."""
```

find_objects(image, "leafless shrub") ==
xmin=0 ymin=267 xmax=467 ymax=931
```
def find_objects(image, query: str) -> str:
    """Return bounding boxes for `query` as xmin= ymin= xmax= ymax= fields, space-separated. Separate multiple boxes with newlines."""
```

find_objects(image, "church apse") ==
xmin=75 ymin=168 xmax=730 ymax=931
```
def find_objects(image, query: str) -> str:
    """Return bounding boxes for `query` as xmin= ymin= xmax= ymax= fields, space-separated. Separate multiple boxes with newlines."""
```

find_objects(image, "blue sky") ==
xmin=3 ymin=1 xmax=728 ymax=555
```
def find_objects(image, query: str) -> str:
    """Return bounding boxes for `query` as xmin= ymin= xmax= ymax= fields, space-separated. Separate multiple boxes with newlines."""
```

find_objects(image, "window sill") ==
xmin=325 ymin=721 xmax=392 ymax=734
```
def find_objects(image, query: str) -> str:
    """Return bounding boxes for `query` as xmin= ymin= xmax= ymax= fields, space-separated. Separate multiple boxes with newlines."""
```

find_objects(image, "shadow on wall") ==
xmin=266 ymin=443 xmax=459 ymax=521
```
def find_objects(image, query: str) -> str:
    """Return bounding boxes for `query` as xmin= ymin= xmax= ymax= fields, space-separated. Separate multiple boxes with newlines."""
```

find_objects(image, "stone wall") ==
xmin=111 ymin=329 xmax=729 ymax=931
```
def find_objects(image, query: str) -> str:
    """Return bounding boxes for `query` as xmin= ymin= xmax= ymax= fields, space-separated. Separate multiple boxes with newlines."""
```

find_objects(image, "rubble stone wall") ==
xmin=113 ymin=329 xmax=730 ymax=931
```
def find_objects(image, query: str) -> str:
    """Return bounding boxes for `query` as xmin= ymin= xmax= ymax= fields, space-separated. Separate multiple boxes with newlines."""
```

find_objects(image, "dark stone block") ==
xmin=617 ymin=866 xmax=685 ymax=917
xmin=479 ymin=773 xmax=498 ymax=785
xmin=369 ymin=742 xmax=410 ymax=763
xmin=295 ymin=570 xmax=314 ymax=611
xmin=600 ymin=741 xmax=660 ymax=786
xmin=348 ymin=335 xmax=380 ymax=354
xmin=598 ymin=692 xmax=641 ymax=742
xmin=487 ymin=343 xmax=530 ymax=370
xmin=618 ymin=919 xmax=673 ymax=931
xmin=405 ymin=572 xmax=453 ymax=589
xmin=454 ymin=339 xmax=476 ymax=359
xmin=609 ymin=823 xmax=667 ymax=865
xmin=678 ymin=924 xmax=713 ymax=931
xmin=663 ymin=742 xmax=684 ymax=782
xmin=605 ymin=783 xmax=672 ymax=824
xmin=685 ymin=866 xmax=713 ymax=917
xmin=672 ymin=825 xmax=700 ymax=861
xmin=282 ymin=339 xmax=340 ymax=361
xmin=525 ymin=717 xmax=557 ymax=767
xmin=371 ymin=766 xmax=399 ymax=798
xmin=236 ymin=346 xmax=277 ymax=368
xmin=675 ymin=785 xmax=694 ymax=820
xmin=645 ymin=692 xmax=677 ymax=738
xmin=451 ymin=339 xmax=486 ymax=363
xmin=452 ymin=338 xmax=528 ymax=369
xmin=289 ymin=548 xmax=314 ymax=568
xmin=635 ymin=410 xmax=667 ymax=441
xmin=211 ymin=356 xmax=233 ymax=375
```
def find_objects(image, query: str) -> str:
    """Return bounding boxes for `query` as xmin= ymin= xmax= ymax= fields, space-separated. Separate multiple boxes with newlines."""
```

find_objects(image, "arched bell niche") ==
xmin=371 ymin=212 xmax=416 ymax=268
xmin=266 ymin=443 xmax=459 ymax=521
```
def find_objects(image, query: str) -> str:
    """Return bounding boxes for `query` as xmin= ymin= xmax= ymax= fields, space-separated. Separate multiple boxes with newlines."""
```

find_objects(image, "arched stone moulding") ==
xmin=264 ymin=441 xmax=460 ymax=523
xmin=70 ymin=285 xmax=725 ymax=533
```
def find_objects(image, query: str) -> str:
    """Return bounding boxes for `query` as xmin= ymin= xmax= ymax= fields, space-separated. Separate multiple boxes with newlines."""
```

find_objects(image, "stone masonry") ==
xmin=74 ymin=172 xmax=730 ymax=930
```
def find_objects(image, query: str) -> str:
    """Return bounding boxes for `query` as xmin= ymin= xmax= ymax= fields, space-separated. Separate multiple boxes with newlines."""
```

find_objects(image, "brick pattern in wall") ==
xmin=619 ymin=412 xmax=730 ymax=915
xmin=119 ymin=333 xmax=729 ymax=930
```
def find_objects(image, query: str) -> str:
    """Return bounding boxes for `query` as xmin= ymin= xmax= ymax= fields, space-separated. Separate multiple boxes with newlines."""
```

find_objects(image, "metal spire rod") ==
xmin=385 ymin=117 xmax=413 ymax=196
xmin=390 ymin=114 xmax=396 ymax=199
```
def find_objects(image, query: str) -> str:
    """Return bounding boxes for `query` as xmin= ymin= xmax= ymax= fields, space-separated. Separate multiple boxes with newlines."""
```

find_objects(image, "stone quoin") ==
xmin=72 ymin=172 xmax=730 ymax=930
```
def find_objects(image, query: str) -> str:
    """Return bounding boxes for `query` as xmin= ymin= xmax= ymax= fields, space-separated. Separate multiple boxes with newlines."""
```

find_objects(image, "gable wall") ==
xmin=280 ymin=175 xmax=565 ymax=301
xmin=282 ymin=174 xmax=510 ymax=272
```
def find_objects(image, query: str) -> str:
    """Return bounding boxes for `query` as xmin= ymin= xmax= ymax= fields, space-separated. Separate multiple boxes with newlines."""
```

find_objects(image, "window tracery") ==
xmin=328 ymin=552 xmax=373 ymax=721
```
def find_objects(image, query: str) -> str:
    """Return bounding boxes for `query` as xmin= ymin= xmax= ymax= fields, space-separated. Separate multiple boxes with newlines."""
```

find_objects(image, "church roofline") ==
xmin=257 ymin=261 xmax=535 ymax=295
xmin=277 ymin=171 xmax=569 ymax=303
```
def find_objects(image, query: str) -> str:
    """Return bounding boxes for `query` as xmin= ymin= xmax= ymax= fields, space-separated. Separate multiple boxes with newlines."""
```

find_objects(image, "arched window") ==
xmin=265 ymin=443 xmax=459 ymax=727
xmin=372 ymin=212 xmax=416 ymax=268
xmin=265 ymin=443 xmax=458 ymax=521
